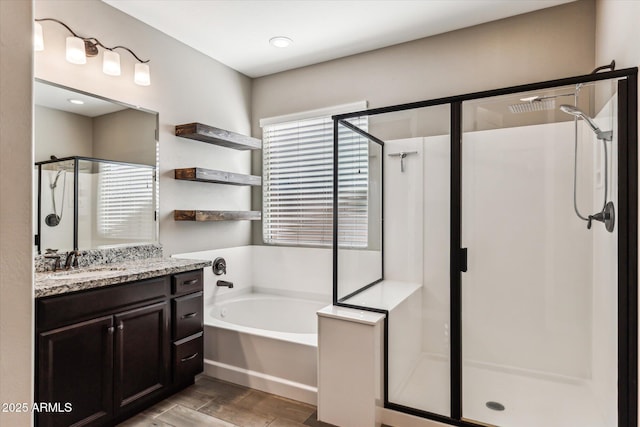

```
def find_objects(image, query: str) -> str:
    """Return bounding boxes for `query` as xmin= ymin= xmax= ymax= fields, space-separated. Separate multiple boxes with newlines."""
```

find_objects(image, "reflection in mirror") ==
xmin=33 ymin=80 xmax=158 ymax=253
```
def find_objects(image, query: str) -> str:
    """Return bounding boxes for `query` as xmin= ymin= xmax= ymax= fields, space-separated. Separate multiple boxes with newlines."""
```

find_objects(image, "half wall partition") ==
xmin=333 ymin=68 xmax=637 ymax=427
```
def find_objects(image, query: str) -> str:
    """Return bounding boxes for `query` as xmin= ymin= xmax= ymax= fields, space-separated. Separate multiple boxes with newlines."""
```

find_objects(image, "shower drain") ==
xmin=486 ymin=401 xmax=505 ymax=411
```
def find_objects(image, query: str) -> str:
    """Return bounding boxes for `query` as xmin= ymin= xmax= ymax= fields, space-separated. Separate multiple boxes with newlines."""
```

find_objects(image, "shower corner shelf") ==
xmin=174 ymin=210 xmax=261 ymax=222
xmin=175 ymin=123 xmax=262 ymax=150
xmin=175 ymin=167 xmax=261 ymax=186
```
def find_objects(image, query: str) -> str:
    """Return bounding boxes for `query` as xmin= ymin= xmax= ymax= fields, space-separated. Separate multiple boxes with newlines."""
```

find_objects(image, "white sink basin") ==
xmin=45 ymin=267 xmax=128 ymax=280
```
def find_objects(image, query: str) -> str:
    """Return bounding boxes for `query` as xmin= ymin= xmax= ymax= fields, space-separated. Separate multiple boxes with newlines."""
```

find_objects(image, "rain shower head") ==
xmin=559 ymin=104 xmax=612 ymax=141
xmin=507 ymin=92 xmax=574 ymax=114
xmin=508 ymin=98 xmax=555 ymax=113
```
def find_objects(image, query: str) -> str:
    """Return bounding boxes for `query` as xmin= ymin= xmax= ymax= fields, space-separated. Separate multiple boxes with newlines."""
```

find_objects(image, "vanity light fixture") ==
xmin=34 ymin=22 xmax=44 ymax=51
xmin=102 ymin=50 xmax=121 ymax=76
xmin=269 ymin=36 xmax=293 ymax=48
xmin=34 ymin=18 xmax=150 ymax=86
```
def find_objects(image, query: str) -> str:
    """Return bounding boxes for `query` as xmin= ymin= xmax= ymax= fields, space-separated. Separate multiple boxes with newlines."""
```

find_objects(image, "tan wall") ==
xmin=0 ymin=0 xmax=34 ymax=425
xmin=35 ymin=106 xmax=93 ymax=162
xmin=250 ymin=0 xmax=597 ymax=244
xmin=92 ymin=108 xmax=157 ymax=166
xmin=35 ymin=0 xmax=253 ymax=255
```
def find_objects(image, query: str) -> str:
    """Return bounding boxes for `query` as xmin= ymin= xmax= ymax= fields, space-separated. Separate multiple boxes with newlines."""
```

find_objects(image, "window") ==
xmin=97 ymin=162 xmax=155 ymax=241
xmin=261 ymin=103 xmax=369 ymax=247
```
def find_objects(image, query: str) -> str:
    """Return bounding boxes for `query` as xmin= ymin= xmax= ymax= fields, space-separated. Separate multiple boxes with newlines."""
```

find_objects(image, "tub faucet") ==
xmin=217 ymin=280 xmax=234 ymax=288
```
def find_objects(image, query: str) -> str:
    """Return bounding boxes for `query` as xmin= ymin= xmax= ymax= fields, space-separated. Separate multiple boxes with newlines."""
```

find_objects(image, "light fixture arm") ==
xmin=35 ymin=18 xmax=150 ymax=63
xmin=111 ymin=46 xmax=150 ymax=64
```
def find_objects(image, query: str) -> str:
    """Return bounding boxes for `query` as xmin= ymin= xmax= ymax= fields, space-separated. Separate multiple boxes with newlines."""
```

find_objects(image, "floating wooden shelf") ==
xmin=175 ymin=167 xmax=261 ymax=186
xmin=175 ymin=123 xmax=261 ymax=150
xmin=174 ymin=210 xmax=261 ymax=222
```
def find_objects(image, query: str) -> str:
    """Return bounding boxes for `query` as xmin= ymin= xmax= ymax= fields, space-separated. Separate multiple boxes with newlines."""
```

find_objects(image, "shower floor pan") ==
xmin=391 ymin=353 xmax=612 ymax=427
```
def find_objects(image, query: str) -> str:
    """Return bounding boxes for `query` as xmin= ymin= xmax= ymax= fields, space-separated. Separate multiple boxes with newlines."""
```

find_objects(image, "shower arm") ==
xmin=591 ymin=60 xmax=615 ymax=75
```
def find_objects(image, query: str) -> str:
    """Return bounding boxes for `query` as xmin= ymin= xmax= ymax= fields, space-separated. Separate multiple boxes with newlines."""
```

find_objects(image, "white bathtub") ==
xmin=203 ymin=292 xmax=329 ymax=405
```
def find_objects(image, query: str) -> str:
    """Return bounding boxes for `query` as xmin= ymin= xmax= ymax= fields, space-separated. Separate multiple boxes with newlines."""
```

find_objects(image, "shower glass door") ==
xmin=460 ymin=79 xmax=620 ymax=427
xmin=377 ymin=104 xmax=451 ymax=417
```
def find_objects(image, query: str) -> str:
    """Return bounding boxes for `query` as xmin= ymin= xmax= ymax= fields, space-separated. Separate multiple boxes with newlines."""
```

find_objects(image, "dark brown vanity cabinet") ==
xmin=171 ymin=271 xmax=204 ymax=386
xmin=113 ymin=301 xmax=169 ymax=413
xmin=36 ymin=269 xmax=204 ymax=427
xmin=37 ymin=316 xmax=114 ymax=427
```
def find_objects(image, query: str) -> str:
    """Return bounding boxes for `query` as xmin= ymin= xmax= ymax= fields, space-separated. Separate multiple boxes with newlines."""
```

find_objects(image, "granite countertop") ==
xmin=35 ymin=257 xmax=212 ymax=298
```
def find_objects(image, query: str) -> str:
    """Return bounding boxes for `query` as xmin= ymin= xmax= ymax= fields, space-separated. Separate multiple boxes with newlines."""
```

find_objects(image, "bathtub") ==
xmin=203 ymin=292 xmax=329 ymax=405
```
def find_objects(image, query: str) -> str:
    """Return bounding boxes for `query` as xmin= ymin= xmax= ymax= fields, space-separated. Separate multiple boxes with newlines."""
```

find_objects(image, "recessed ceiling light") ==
xmin=269 ymin=36 xmax=293 ymax=48
xmin=68 ymin=98 xmax=84 ymax=105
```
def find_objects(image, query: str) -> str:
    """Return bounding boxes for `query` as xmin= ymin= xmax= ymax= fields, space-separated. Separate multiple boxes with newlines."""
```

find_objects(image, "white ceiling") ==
xmin=35 ymin=80 xmax=128 ymax=117
xmin=102 ymin=0 xmax=574 ymax=78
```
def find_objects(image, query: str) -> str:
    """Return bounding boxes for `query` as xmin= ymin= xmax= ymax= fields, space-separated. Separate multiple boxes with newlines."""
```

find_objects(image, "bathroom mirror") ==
xmin=33 ymin=79 xmax=159 ymax=253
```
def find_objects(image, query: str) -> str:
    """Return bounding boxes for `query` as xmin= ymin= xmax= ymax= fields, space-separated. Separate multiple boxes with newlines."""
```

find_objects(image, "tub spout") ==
xmin=217 ymin=280 xmax=234 ymax=288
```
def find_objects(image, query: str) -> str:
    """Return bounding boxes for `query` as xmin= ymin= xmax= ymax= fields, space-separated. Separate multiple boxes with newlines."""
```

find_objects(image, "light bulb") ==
xmin=134 ymin=63 xmax=150 ymax=86
xmin=65 ymin=36 xmax=86 ymax=64
xmin=103 ymin=50 xmax=121 ymax=76
xmin=34 ymin=22 xmax=44 ymax=51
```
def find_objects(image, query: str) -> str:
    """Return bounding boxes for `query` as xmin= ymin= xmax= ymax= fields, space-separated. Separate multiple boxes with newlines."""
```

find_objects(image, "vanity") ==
xmin=32 ymin=80 xmax=212 ymax=426
xmin=34 ymin=248 xmax=211 ymax=427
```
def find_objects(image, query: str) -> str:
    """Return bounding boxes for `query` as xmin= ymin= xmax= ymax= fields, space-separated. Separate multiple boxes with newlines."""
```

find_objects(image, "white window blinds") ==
xmin=262 ymin=110 xmax=369 ymax=247
xmin=97 ymin=163 xmax=155 ymax=241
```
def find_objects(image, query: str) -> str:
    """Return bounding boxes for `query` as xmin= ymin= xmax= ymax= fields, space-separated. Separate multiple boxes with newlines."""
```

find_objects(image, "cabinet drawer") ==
xmin=173 ymin=292 xmax=203 ymax=340
xmin=173 ymin=332 xmax=203 ymax=385
xmin=172 ymin=270 xmax=203 ymax=296
xmin=37 ymin=276 xmax=170 ymax=332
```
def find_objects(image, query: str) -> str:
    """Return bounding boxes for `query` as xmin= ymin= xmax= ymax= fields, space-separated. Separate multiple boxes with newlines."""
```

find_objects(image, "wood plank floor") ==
xmin=117 ymin=376 xmax=336 ymax=427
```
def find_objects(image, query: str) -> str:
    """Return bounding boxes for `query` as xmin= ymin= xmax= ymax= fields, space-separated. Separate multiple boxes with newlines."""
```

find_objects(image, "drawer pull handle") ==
xmin=182 ymin=279 xmax=198 ymax=286
xmin=107 ymin=326 xmax=115 ymax=334
xmin=117 ymin=323 xmax=124 ymax=331
xmin=181 ymin=312 xmax=198 ymax=319
xmin=181 ymin=352 xmax=199 ymax=362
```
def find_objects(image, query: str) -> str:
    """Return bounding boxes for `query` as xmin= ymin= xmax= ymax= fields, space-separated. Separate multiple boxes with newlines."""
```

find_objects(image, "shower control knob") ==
xmin=213 ymin=257 xmax=227 ymax=275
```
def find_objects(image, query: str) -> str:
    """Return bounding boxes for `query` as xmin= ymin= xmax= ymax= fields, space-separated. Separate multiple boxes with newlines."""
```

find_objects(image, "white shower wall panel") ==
xmin=383 ymin=136 xmax=451 ymax=360
xmin=590 ymin=96 xmax=618 ymax=425
xmin=422 ymin=135 xmax=452 ymax=359
xmin=461 ymin=121 xmax=593 ymax=379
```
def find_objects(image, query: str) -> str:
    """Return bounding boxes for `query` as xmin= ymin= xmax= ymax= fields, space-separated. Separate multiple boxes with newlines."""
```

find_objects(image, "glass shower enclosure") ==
xmin=333 ymin=68 xmax=637 ymax=427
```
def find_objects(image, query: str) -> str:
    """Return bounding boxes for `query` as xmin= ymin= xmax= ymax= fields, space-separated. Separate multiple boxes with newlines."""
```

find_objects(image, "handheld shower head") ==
xmin=50 ymin=170 xmax=63 ymax=189
xmin=559 ymin=104 xmax=612 ymax=141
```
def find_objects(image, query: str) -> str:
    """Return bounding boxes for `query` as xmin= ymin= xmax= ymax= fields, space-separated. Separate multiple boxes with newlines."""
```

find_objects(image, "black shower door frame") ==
xmin=332 ymin=67 xmax=638 ymax=427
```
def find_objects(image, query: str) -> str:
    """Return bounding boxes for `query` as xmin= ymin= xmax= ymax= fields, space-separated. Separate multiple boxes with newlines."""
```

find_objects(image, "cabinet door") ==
xmin=37 ymin=316 xmax=113 ymax=427
xmin=113 ymin=301 xmax=169 ymax=414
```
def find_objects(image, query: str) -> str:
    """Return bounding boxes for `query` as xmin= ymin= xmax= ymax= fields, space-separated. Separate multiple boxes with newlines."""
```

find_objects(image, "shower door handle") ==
xmin=460 ymin=248 xmax=468 ymax=272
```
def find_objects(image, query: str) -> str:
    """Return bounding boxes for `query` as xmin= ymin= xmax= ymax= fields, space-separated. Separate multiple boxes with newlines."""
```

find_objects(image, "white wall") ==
xmin=0 ymin=1 xmax=34 ymax=426
xmin=34 ymin=0 xmax=253 ymax=255
xmin=594 ymin=0 xmax=640 ymax=421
